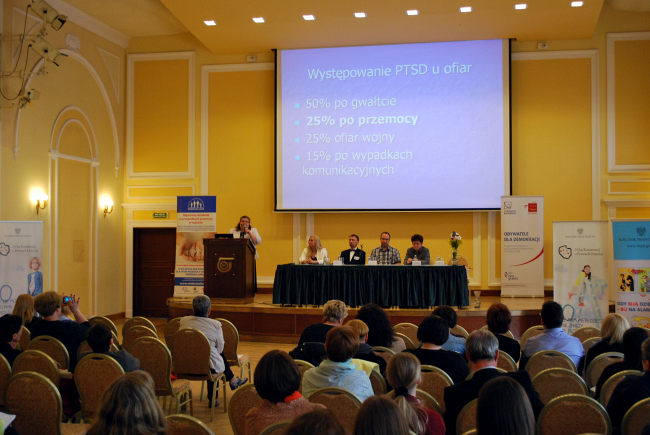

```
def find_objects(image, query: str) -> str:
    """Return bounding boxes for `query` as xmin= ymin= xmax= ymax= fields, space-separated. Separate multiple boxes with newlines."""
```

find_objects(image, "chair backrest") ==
xmin=167 ymin=414 xmax=217 ymax=435
xmin=307 ymin=387 xmax=362 ymax=433
xmin=172 ymin=328 xmax=212 ymax=378
xmin=465 ymin=368 xmax=507 ymax=380
xmin=532 ymin=368 xmax=589 ymax=404
xmin=164 ymin=317 xmax=182 ymax=354
xmin=461 ymin=431 xmax=477 ymax=435
xmin=0 ymin=354 xmax=12 ymax=407
xmin=621 ymin=397 xmax=650 ymax=435
xmin=599 ymin=370 xmax=643 ymax=407
xmin=216 ymin=317 xmax=241 ymax=364
xmin=88 ymin=316 xmax=119 ymax=336
xmin=28 ymin=335 xmax=69 ymax=370
xmin=585 ymin=352 xmax=624 ymax=389
xmin=497 ymin=351 xmax=518 ymax=372
xmin=260 ymin=421 xmax=292 ymax=435
xmin=420 ymin=365 xmax=454 ymax=413
xmin=415 ymin=389 xmax=444 ymax=416
xmin=537 ymin=394 xmax=612 ymax=435
xmin=5 ymin=372 xmax=64 ymax=435
xmin=479 ymin=325 xmax=515 ymax=339
xmin=18 ymin=326 xmax=31 ymax=351
xmin=372 ymin=346 xmax=396 ymax=365
xmin=294 ymin=359 xmax=315 ymax=394
xmin=369 ymin=369 xmax=387 ymax=395
xmin=456 ymin=398 xmax=477 ymax=435
xmin=12 ymin=349 xmax=61 ymax=388
xmin=122 ymin=316 xmax=157 ymax=337
xmin=447 ymin=254 xmax=470 ymax=269
xmin=75 ymin=353 xmax=125 ymax=421
xmin=451 ymin=325 xmax=469 ymax=339
xmin=520 ymin=325 xmax=545 ymax=349
xmin=582 ymin=337 xmax=601 ymax=355
xmin=571 ymin=327 xmax=601 ymax=343
xmin=228 ymin=384 xmax=263 ymax=435
xmin=129 ymin=336 xmax=174 ymax=396
xmin=525 ymin=350 xmax=577 ymax=379
xmin=395 ymin=332 xmax=416 ymax=349
xmin=77 ymin=340 xmax=119 ymax=360
xmin=123 ymin=325 xmax=158 ymax=351
xmin=394 ymin=323 xmax=419 ymax=346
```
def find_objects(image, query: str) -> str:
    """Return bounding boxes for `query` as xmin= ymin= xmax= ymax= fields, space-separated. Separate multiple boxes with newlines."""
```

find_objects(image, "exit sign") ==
xmin=153 ymin=212 xmax=170 ymax=219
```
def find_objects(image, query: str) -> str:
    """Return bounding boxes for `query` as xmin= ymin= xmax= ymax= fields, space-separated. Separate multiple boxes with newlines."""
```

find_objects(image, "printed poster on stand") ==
xmin=0 ymin=221 xmax=44 ymax=315
xmin=553 ymin=221 xmax=609 ymax=334
xmin=612 ymin=220 xmax=650 ymax=330
xmin=174 ymin=196 xmax=216 ymax=297
xmin=501 ymin=196 xmax=544 ymax=297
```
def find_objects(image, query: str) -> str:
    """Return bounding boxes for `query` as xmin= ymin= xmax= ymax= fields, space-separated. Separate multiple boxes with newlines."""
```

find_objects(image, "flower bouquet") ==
xmin=449 ymin=231 xmax=462 ymax=264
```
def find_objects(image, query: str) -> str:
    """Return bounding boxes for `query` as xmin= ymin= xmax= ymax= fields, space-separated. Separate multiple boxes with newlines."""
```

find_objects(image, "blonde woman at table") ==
xmin=230 ymin=215 xmax=262 ymax=259
xmin=300 ymin=235 xmax=328 ymax=264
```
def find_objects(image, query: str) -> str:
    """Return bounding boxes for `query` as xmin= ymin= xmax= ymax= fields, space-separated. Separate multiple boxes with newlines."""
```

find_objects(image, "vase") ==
xmin=451 ymin=250 xmax=458 ymax=265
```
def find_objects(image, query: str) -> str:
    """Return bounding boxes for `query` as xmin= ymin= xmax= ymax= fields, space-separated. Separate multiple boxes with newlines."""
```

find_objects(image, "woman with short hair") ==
xmin=486 ymin=303 xmax=520 ymax=363
xmin=585 ymin=313 xmax=628 ymax=370
xmin=290 ymin=300 xmax=349 ymax=364
xmin=354 ymin=396 xmax=411 ymax=435
xmin=285 ymin=409 xmax=346 ymax=435
xmin=477 ymin=376 xmax=535 ymax=435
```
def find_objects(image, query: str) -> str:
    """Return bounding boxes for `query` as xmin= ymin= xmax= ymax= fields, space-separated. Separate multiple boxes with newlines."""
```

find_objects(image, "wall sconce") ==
xmin=100 ymin=196 xmax=114 ymax=217
xmin=35 ymin=193 xmax=48 ymax=215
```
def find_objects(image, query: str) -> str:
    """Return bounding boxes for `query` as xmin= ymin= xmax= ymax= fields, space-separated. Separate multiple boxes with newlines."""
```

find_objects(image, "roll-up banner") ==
xmin=501 ymin=196 xmax=544 ymax=297
xmin=553 ymin=221 xmax=609 ymax=334
xmin=0 ymin=221 xmax=44 ymax=315
xmin=612 ymin=220 xmax=650 ymax=330
xmin=174 ymin=196 xmax=216 ymax=298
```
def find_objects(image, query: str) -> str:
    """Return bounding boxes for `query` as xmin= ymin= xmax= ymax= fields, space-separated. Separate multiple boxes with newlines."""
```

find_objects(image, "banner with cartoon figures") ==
xmin=0 ymin=221 xmax=44 ymax=315
xmin=553 ymin=221 xmax=609 ymax=334
xmin=174 ymin=196 xmax=216 ymax=297
xmin=501 ymin=196 xmax=545 ymax=297
xmin=612 ymin=220 xmax=650 ymax=330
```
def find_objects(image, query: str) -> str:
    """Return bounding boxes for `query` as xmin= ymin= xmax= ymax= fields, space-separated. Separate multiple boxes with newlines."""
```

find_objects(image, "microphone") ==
xmin=240 ymin=224 xmax=248 ymax=238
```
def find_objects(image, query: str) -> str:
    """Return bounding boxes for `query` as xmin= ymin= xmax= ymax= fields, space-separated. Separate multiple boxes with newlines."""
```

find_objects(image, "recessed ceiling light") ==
xmin=253 ymin=17 xmax=265 ymax=23
xmin=571 ymin=1 xmax=584 ymax=6
xmin=460 ymin=6 xmax=472 ymax=12
xmin=514 ymin=4 xmax=527 ymax=9
xmin=406 ymin=10 xmax=419 ymax=15
xmin=303 ymin=14 xmax=315 ymax=20
xmin=204 ymin=20 xmax=216 ymax=26
xmin=354 ymin=12 xmax=366 ymax=18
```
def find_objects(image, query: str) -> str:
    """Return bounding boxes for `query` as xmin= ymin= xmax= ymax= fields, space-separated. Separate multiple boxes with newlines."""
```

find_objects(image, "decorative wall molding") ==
xmin=97 ymin=47 xmax=121 ymax=103
xmin=604 ymin=199 xmax=650 ymax=220
xmin=608 ymin=179 xmax=650 ymax=195
xmin=471 ymin=212 xmax=481 ymax=287
xmin=127 ymin=185 xmax=196 ymax=199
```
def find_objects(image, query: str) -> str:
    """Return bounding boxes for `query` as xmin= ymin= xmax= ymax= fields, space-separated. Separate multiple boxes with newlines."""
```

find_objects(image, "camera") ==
xmin=62 ymin=296 xmax=71 ymax=305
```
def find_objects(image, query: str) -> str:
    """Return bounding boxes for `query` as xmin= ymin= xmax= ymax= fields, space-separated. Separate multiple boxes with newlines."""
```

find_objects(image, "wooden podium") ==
xmin=203 ymin=238 xmax=256 ymax=303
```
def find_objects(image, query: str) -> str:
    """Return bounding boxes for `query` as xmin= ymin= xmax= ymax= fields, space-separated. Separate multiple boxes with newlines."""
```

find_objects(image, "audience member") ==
xmin=519 ymin=301 xmax=584 ymax=371
xmin=301 ymin=326 xmax=374 ymax=401
xmin=595 ymin=327 xmax=649 ymax=399
xmin=86 ymin=371 xmax=166 ymax=435
xmin=346 ymin=319 xmax=387 ymax=373
xmin=585 ymin=313 xmax=628 ymax=370
xmin=443 ymin=330 xmax=543 ymax=435
xmin=404 ymin=315 xmax=469 ymax=383
xmin=477 ymin=376 xmax=535 ymax=435
xmin=386 ymin=352 xmax=445 ymax=435
xmin=245 ymin=350 xmax=325 ymax=435
xmin=0 ymin=314 xmax=23 ymax=366
xmin=12 ymin=293 xmax=41 ymax=330
xmin=356 ymin=303 xmax=405 ymax=352
xmin=285 ymin=409 xmax=346 ymax=435
xmin=354 ymin=396 xmax=410 ymax=435
xmin=82 ymin=323 xmax=141 ymax=372
xmin=606 ymin=337 xmax=650 ymax=434
xmin=643 ymin=423 xmax=650 ymax=435
xmin=179 ymin=295 xmax=247 ymax=408
xmin=31 ymin=292 xmax=90 ymax=371
xmin=486 ymin=303 xmax=521 ymax=363
xmin=290 ymin=300 xmax=348 ymax=365
xmin=432 ymin=306 xmax=466 ymax=356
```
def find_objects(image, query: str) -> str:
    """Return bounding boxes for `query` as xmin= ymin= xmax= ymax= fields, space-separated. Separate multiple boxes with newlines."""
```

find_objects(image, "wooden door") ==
xmin=134 ymin=228 xmax=176 ymax=317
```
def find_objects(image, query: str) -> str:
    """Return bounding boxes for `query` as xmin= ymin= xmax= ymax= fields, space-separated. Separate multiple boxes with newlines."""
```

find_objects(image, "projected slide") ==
xmin=276 ymin=39 xmax=509 ymax=211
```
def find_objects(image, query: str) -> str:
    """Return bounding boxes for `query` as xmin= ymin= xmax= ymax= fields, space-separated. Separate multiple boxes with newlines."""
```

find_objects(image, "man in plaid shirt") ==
xmin=369 ymin=232 xmax=401 ymax=265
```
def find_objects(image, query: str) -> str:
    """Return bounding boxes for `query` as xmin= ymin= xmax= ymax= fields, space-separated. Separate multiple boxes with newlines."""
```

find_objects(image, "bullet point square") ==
xmin=295 ymin=138 xmax=300 ymax=143
xmin=295 ymin=103 xmax=299 ymax=108
xmin=295 ymin=121 xmax=300 ymax=125
xmin=295 ymin=155 xmax=300 ymax=160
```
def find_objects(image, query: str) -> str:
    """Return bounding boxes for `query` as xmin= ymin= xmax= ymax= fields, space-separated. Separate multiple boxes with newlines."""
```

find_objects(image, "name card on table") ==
xmin=333 ymin=261 xmax=343 ymax=266
xmin=412 ymin=260 xmax=422 ymax=266
xmin=435 ymin=261 xmax=446 ymax=266
xmin=368 ymin=260 xmax=378 ymax=265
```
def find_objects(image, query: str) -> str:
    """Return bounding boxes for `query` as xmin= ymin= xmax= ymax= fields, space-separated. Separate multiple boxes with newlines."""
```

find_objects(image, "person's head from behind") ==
xmin=12 ymin=294 xmax=35 ymax=325
xmin=34 ymin=291 xmax=62 ymax=318
xmin=323 ymin=300 xmax=348 ymax=324
xmin=0 ymin=314 xmax=23 ymax=346
xmin=486 ymin=303 xmax=512 ymax=334
xmin=432 ymin=305 xmax=458 ymax=329
xmin=346 ymin=319 xmax=369 ymax=343
xmin=417 ymin=315 xmax=449 ymax=346
xmin=354 ymin=395 xmax=410 ymax=435
xmin=386 ymin=352 xmax=427 ymax=434
xmin=254 ymin=350 xmax=301 ymax=403
xmin=466 ymin=329 xmax=499 ymax=365
xmin=540 ymin=301 xmax=564 ymax=329
xmin=643 ymin=337 xmax=650 ymax=372
xmin=622 ymin=327 xmax=650 ymax=369
xmin=192 ymin=295 xmax=211 ymax=318
xmin=87 ymin=371 xmax=165 ymax=435
xmin=325 ymin=326 xmax=359 ymax=362
xmin=601 ymin=313 xmax=629 ymax=345
xmin=285 ymin=409 xmax=346 ymax=435
xmin=356 ymin=303 xmax=394 ymax=347
xmin=477 ymin=376 xmax=535 ymax=435
xmin=87 ymin=323 xmax=113 ymax=353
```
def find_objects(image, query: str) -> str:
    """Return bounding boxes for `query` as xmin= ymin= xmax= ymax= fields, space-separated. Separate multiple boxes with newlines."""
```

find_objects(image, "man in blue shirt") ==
xmin=519 ymin=301 xmax=584 ymax=371
xmin=433 ymin=305 xmax=466 ymax=356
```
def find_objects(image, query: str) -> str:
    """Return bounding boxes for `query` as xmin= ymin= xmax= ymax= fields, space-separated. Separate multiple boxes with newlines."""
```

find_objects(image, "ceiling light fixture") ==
xmin=571 ymin=1 xmax=584 ymax=6
xmin=253 ymin=17 xmax=265 ymax=23
xmin=406 ymin=10 xmax=419 ymax=15
xmin=303 ymin=14 xmax=315 ymax=20
xmin=204 ymin=20 xmax=216 ymax=26
xmin=354 ymin=12 xmax=366 ymax=18
xmin=514 ymin=4 xmax=527 ymax=9
xmin=460 ymin=6 xmax=472 ymax=12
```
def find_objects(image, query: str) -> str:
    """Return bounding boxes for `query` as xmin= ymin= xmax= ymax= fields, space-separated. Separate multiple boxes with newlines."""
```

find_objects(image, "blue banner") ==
xmin=612 ymin=221 xmax=650 ymax=260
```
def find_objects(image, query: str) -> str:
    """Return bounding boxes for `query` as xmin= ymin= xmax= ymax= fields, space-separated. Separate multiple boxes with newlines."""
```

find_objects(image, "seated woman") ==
xmin=477 ymin=376 xmax=535 ymax=435
xmin=486 ymin=303 xmax=521 ymax=363
xmin=285 ymin=409 xmax=346 ymax=435
xmin=245 ymin=350 xmax=325 ymax=435
xmin=432 ymin=306 xmax=465 ymax=357
xmin=12 ymin=293 xmax=41 ymax=331
xmin=585 ymin=313 xmax=627 ymax=370
xmin=346 ymin=319 xmax=387 ymax=374
xmin=354 ymin=396 xmax=411 ymax=435
xmin=386 ymin=352 xmax=445 ymax=435
xmin=300 ymin=235 xmax=328 ymax=264
xmin=301 ymin=326 xmax=374 ymax=402
xmin=356 ymin=303 xmax=405 ymax=353
xmin=595 ymin=326 xmax=649 ymax=399
xmin=0 ymin=314 xmax=23 ymax=366
xmin=290 ymin=300 xmax=348 ymax=365
xmin=404 ymin=315 xmax=470 ymax=384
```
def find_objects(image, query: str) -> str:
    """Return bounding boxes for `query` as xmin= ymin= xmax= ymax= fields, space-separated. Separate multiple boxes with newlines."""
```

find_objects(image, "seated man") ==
xmin=369 ymin=232 xmax=401 ymax=265
xmin=301 ymin=326 xmax=374 ymax=402
xmin=82 ymin=323 xmax=141 ymax=372
xmin=179 ymin=295 xmax=247 ymax=408
xmin=519 ymin=301 xmax=584 ymax=371
xmin=340 ymin=234 xmax=366 ymax=265
xmin=290 ymin=300 xmax=348 ymax=365
xmin=433 ymin=305 xmax=466 ymax=357
xmin=346 ymin=319 xmax=387 ymax=374
xmin=0 ymin=314 xmax=24 ymax=366
xmin=606 ymin=337 xmax=650 ymax=434
xmin=404 ymin=234 xmax=431 ymax=265
xmin=443 ymin=330 xmax=544 ymax=435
